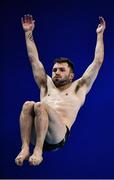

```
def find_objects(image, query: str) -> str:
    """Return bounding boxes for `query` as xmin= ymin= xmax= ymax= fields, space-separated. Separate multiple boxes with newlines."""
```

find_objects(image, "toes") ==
xmin=15 ymin=157 xmax=23 ymax=166
xmin=15 ymin=152 xmax=30 ymax=166
xmin=29 ymin=156 xmax=43 ymax=166
xmin=29 ymin=156 xmax=37 ymax=166
xmin=15 ymin=152 xmax=43 ymax=166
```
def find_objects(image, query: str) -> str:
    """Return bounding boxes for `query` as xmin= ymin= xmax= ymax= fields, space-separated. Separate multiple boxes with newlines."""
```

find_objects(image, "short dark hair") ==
xmin=53 ymin=57 xmax=74 ymax=73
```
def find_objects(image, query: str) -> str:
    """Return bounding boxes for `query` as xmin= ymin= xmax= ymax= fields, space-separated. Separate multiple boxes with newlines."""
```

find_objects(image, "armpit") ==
xmin=75 ymin=78 xmax=86 ymax=93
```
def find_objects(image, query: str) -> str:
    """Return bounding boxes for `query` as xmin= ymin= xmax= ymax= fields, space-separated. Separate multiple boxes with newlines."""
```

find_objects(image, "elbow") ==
xmin=94 ymin=57 xmax=104 ymax=66
xmin=28 ymin=53 xmax=36 ymax=63
xmin=97 ymin=58 xmax=103 ymax=66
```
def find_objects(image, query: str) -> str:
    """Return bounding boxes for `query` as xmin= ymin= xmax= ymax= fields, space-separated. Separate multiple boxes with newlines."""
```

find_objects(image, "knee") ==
xmin=34 ymin=102 xmax=45 ymax=114
xmin=22 ymin=101 xmax=35 ymax=113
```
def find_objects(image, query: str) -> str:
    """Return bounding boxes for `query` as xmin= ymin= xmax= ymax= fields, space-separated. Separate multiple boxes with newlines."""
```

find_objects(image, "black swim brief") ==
xmin=43 ymin=126 xmax=70 ymax=151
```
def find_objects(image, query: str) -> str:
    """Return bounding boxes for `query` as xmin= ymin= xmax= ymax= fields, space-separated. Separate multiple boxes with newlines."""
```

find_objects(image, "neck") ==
xmin=57 ymin=82 xmax=72 ymax=91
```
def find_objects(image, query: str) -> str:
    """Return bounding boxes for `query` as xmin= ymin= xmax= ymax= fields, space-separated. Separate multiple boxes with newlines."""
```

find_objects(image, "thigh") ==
xmin=45 ymin=104 xmax=67 ymax=144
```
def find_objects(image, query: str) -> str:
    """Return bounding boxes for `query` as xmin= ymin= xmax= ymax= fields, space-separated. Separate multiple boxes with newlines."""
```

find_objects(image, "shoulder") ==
xmin=46 ymin=75 xmax=56 ymax=88
xmin=40 ymin=75 xmax=56 ymax=98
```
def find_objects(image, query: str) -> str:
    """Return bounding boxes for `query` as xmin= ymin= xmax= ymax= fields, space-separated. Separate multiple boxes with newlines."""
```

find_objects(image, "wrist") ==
xmin=97 ymin=29 xmax=105 ymax=35
xmin=97 ymin=32 xmax=104 ymax=39
xmin=25 ymin=30 xmax=33 ymax=35
xmin=25 ymin=31 xmax=34 ymax=42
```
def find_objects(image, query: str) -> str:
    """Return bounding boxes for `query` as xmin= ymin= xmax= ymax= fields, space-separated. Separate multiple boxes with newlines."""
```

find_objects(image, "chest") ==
xmin=41 ymin=77 xmax=86 ymax=106
xmin=42 ymin=87 xmax=81 ymax=107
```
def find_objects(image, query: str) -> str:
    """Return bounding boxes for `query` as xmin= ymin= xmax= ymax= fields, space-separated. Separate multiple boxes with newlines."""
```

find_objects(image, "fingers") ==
xmin=21 ymin=14 xmax=34 ymax=24
xmin=99 ymin=16 xmax=105 ymax=25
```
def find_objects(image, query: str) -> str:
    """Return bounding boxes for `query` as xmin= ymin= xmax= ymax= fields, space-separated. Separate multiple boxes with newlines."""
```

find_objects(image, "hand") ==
xmin=96 ymin=17 xmax=106 ymax=34
xmin=21 ymin=14 xmax=35 ymax=32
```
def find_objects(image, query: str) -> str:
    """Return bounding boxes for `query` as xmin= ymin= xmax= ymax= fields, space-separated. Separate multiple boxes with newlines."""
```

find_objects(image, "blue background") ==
xmin=1 ymin=0 xmax=114 ymax=178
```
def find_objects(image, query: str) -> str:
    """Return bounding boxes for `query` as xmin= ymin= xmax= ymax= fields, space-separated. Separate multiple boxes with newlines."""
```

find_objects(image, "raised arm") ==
xmin=76 ymin=17 xmax=106 ymax=94
xmin=21 ymin=14 xmax=47 ymax=89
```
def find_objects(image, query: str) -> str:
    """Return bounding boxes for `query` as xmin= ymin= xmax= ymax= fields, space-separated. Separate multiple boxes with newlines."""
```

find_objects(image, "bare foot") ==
xmin=15 ymin=148 xmax=30 ymax=166
xmin=29 ymin=152 xmax=43 ymax=166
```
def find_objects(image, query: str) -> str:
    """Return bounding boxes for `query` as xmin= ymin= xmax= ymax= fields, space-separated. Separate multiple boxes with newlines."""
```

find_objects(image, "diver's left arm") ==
xmin=78 ymin=17 xmax=106 ymax=94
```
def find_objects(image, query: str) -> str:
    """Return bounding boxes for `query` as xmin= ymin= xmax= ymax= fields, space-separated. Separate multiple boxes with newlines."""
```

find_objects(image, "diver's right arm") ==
xmin=21 ymin=14 xmax=47 ymax=88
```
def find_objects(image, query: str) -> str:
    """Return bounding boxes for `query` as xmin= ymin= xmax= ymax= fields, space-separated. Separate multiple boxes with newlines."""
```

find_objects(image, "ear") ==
xmin=70 ymin=73 xmax=74 ymax=81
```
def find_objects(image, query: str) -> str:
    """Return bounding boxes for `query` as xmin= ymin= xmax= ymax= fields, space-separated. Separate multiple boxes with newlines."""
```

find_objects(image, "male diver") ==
xmin=15 ymin=15 xmax=106 ymax=166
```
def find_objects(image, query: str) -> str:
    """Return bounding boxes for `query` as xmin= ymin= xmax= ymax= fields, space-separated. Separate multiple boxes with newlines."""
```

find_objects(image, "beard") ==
xmin=52 ymin=77 xmax=71 ymax=87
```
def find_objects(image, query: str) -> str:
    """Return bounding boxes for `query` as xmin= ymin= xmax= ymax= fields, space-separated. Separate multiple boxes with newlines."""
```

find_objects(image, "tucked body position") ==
xmin=15 ymin=15 xmax=106 ymax=166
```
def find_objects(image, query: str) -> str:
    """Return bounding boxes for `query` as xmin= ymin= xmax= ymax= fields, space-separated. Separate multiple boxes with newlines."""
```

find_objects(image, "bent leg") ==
xmin=15 ymin=101 xmax=35 ymax=166
xmin=29 ymin=102 xmax=49 ymax=165
xmin=29 ymin=102 xmax=67 ymax=166
xmin=44 ymin=103 xmax=67 ymax=144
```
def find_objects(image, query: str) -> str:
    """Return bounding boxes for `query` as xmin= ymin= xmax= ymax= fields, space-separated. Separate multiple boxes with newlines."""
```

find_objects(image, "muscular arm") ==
xmin=76 ymin=17 xmax=106 ymax=94
xmin=22 ymin=15 xmax=47 ymax=89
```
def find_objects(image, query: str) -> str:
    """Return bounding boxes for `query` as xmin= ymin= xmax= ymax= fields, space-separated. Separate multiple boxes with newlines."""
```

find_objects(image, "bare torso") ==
xmin=41 ymin=76 xmax=86 ymax=129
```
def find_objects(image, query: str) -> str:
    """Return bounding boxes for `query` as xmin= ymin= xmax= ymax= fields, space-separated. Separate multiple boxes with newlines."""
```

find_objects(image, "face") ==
xmin=52 ymin=62 xmax=74 ymax=87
